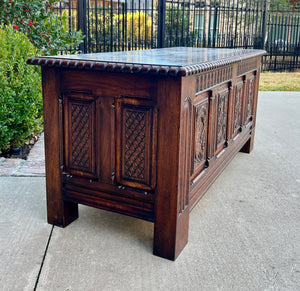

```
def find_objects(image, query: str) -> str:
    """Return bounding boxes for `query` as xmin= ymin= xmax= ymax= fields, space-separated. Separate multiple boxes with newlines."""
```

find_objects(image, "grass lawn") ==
xmin=259 ymin=71 xmax=300 ymax=91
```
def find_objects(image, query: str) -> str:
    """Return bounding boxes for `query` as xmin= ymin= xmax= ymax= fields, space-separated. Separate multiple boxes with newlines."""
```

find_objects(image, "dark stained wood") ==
xmin=32 ymin=48 xmax=264 ymax=260
xmin=27 ymin=47 xmax=265 ymax=77
xmin=232 ymin=78 xmax=244 ymax=139
xmin=115 ymin=98 xmax=157 ymax=191
xmin=61 ymin=70 xmax=157 ymax=99
xmin=240 ymin=66 xmax=261 ymax=154
xmin=191 ymin=92 xmax=209 ymax=178
xmin=63 ymin=92 xmax=97 ymax=179
xmin=215 ymin=85 xmax=230 ymax=155
xmin=41 ymin=67 xmax=78 ymax=227
xmin=153 ymin=76 xmax=193 ymax=260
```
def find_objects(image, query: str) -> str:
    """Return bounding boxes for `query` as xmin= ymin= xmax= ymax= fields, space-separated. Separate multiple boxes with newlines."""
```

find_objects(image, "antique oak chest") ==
xmin=28 ymin=47 xmax=265 ymax=260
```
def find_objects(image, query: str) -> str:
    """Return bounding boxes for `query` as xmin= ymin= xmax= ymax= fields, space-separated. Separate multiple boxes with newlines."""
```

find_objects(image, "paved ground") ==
xmin=0 ymin=133 xmax=45 ymax=177
xmin=0 ymin=92 xmax=299 ymax=291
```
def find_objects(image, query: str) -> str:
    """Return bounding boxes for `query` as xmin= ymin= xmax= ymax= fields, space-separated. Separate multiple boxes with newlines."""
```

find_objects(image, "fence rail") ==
xmin=263 ymin=8 xmax=300 ymax=71
xmin=55 ymin=0 xmax=300 ymax=71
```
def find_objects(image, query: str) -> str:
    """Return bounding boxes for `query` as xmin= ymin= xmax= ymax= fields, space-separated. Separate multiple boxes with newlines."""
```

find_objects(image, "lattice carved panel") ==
xmin=124 ymin=109 xmax=146 ymax=180
xmin=64 ymin=95 xmax=96 ymax=178
xmin=116 ymin=99 xmax=157 ymax=190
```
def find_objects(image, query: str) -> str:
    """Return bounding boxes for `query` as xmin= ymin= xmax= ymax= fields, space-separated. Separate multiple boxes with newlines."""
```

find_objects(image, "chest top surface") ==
xmin=27 ymin=47 xmax=265 ymax=77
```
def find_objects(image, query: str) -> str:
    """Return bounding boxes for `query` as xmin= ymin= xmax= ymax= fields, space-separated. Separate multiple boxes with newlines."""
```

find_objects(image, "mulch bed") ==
xmin=0 ymin=133 xmax=41 ymax=160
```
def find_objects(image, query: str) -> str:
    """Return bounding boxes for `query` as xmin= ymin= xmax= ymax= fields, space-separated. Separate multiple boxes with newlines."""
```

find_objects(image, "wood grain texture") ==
xmin=153 ymin=76 xmax=182 ymax=260
xmin=61 ymin=70 xmax=157 ymax=99
xmin=42 ymin=67 xmax=78 ymax=227
xmin=240 ymin=59 xmax=261 ymax=153
xmin=153 ymin=75 xmax=194 ymax=260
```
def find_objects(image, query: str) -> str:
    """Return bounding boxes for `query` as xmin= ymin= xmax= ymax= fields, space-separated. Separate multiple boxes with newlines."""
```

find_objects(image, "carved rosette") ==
xmin=216 ymin=89 xmax=229 ymax=150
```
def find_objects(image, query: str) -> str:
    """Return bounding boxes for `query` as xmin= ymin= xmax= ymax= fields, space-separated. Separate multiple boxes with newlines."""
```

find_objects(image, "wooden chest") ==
xmin=28 ymin=47 xmax=265 ymax=260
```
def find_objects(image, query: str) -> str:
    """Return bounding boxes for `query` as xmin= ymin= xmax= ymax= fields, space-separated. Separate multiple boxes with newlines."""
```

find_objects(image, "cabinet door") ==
xmin=63 ymin=93 xmax=97 ymax=179
xmin=115 ymin=98 xmax=157 ymax=191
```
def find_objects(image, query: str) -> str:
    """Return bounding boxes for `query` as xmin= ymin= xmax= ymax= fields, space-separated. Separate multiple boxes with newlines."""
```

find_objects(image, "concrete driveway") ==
xmin=0 ymin=91 xmax=299 ymax=290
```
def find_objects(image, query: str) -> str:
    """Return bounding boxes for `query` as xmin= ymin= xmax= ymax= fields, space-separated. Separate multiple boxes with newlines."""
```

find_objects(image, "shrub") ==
xmin=0 ymin=0 xmax=83 ymax=55
xmin=0 ymin=26 xmax=43 ymax=152
xmin=87 ymin=10 xmax=153 ymax=51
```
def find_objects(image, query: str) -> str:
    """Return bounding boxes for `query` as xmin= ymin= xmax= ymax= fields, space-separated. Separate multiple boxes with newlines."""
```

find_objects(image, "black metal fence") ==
xmin=54 ymin=0 xmax=300 ymax=71
xmin=264 ymin=6 xmax=300 ymax=71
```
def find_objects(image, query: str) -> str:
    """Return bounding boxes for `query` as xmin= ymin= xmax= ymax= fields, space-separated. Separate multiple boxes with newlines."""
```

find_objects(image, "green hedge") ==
xmin=0 ymin=25 xmax=43 ymax=152
xmin=0 ymin=0 xmax=83 ymax=56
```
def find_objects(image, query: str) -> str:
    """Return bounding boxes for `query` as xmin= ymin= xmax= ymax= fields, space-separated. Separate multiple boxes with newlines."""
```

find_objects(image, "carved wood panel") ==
xmin=63 ymin=94 xmax=97 ymax=178
xmin=116 ymin=98 xmax=157 ymax=191
xmin=216 ymin=88 xmax=229 ymax=152
xmin=192 ymin=95 xmax=209 ymax=175
xmin=244 ymin=74 xmax=255 ymax=124
xmin=207 ymin=93 xmax=217 ymax=159
xmin=178 ymin=97 xmax=192 ymax=214
xmin=232 ymin=80 xmax=244 ymax=137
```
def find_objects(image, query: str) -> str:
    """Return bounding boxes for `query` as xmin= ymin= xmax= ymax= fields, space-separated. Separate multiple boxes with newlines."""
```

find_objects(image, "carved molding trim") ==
xmin=237 ymin=57 xmax=258 ymax=76
xmin=27 ymin=50 xmax=264 ymax=77
xmin=195 ymin=65 xmax=233 ymax=93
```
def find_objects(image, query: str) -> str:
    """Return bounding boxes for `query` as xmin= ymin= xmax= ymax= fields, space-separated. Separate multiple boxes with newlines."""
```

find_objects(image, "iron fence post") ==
xmin=78 ymin=0 xmax=87 ymax=53
xmin=261 ymin=0 xmax=269 ymax=49
xmin=158 ymin=0 xmax=166 ymax=48
xmin=212 ymin=3 xmax=218 ymax=48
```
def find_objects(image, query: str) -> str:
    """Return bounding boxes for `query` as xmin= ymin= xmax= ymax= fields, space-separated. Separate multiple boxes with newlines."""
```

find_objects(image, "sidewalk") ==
xmin=0 ymin=92 xmax=299 ymax=290
xmin=0 ymin=133 xmax=45 ymax=177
